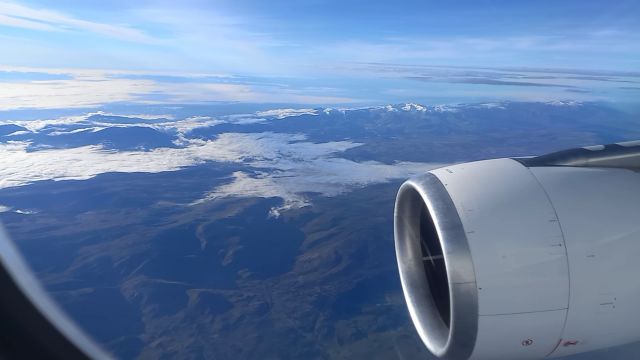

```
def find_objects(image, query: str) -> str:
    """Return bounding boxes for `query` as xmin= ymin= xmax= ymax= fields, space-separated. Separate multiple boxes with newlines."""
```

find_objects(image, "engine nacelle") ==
xmin=394 ymin=146 xmax=640 ymax=359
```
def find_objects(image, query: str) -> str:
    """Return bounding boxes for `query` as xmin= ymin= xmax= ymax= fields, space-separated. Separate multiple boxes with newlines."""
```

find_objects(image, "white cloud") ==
xmin=323 ymin=32 xmax=640 ymax=69
xmin=154 ymin=82 xmax=354 ymax=105
xmin=0 ymin=204 xmax=35 ymax=215
xmin=0 ymin=77 xmax=157 ymax=110
xmin=0 ymin=132 xmax=439 ymax=215
xmin=0 ymin=65 xmax=233 ymax=79
xmin=0 ymin=1 xmax=156 ymax=43
xmin=198 ymin=158 xmax=440 ymax=216
xmin=131 ymin=6 xmax=296 ymax=75
xmin=478 ymin=102 xmax=505 ymax=109
xmin=8 ymin=113 xmax=91 ymax=132
xmin=48 ymin=127 xmax=101 ymax=136
xmin=6 ymin=130 xmax=31 ymax=136
xmin=0 ymin=69 xmax=356 ymax=110
xmin=0 ymin=133 xmax=354 ymax=189
xmin=199 ymin=171 xmax=310 ymax=216
xmin=0 ymin=13 xmax=60 ymax=31
xmin=14 ymin=209 xmax=35 ymax=215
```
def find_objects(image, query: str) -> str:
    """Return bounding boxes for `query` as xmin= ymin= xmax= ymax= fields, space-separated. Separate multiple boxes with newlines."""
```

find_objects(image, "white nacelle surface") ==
xmin=424 ymin=159 xmax=640 ymax=359
xmin=530 ymin=166 xmax=640 ymax=358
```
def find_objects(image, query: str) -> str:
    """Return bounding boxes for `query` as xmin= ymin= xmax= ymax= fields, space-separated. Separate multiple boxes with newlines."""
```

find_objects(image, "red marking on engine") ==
xmin=563 ymin=340 xmax=579 ymax=346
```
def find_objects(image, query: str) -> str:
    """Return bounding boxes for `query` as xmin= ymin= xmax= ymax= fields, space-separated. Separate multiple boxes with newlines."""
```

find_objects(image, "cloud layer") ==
xmin=0 ymin=67 xmax=356 ymax=110
xmin=0 ymin=1 xmax=155 ymax=42
xmin=1 ymin=63 xmax=636 ymax=112
xmin=0 ymin=130 xmax=438 ymax=214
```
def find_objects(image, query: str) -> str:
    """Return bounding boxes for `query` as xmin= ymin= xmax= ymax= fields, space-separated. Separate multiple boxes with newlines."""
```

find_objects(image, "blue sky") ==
xmin=0 ymin=0 xmax=639 ymax=110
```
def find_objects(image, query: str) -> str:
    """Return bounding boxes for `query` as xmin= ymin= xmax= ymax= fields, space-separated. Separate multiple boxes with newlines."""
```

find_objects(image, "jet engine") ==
xmin=394 ymin=141 xmax=640 ymax=359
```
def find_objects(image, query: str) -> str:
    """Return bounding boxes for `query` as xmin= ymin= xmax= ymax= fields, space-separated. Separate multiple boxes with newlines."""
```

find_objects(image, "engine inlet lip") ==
xmin=394 ymin=172 xmax=478 ymax=359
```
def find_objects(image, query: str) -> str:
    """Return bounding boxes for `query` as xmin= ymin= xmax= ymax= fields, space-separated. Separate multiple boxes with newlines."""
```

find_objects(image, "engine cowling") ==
xmin=394 ymin=147 xmax=640 ymax=359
